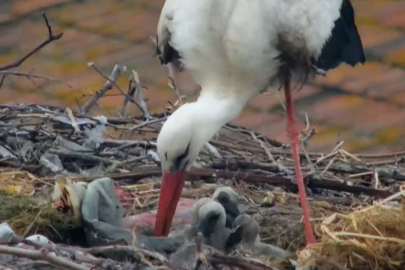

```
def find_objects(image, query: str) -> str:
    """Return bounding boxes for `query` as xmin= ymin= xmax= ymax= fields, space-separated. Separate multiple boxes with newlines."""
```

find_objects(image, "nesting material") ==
xmin=1 ymin=102 xmax=405 ymax=269
xmin=0 ymin=191 xmax=81 ymax=243
xmin=298 ymin=189 xmax=405 ymax=270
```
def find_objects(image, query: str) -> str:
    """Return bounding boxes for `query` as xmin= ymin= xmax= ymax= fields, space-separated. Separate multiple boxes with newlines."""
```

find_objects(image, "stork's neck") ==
xmin=181 ymin=90 xmax=248 ymax=166
xmin=196 ymin=90 xmax=249 ymax=125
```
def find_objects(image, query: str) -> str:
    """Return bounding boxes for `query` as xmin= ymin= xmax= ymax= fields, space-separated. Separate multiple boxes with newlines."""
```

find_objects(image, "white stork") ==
xmin=152 ymin=0 xmax=365 ymax=246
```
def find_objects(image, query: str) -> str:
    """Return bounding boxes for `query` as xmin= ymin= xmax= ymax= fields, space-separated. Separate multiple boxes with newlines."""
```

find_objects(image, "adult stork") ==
xmin=153 ymin=0 xmax=365 ymax=245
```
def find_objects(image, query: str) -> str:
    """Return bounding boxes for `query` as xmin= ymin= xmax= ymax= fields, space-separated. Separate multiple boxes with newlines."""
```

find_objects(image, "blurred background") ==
xmin=0 ymin=0 xmax=404 ymax=153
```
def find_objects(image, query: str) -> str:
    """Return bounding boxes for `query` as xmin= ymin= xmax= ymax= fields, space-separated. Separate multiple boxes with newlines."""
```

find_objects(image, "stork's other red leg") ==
xmin=284 ymin=80 xmax=316 ymax=245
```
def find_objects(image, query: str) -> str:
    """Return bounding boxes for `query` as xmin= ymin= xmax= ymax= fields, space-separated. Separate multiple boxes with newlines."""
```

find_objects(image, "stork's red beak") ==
xmin=153 ymin=169 xmax=188 ymax=236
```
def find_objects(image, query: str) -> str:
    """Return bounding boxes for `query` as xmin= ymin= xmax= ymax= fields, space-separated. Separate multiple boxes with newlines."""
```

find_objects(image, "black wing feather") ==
xmin=156 ymin=36 xmax=183 ymax=70
xmin=316 ymin=0 xmax=366 ymax=71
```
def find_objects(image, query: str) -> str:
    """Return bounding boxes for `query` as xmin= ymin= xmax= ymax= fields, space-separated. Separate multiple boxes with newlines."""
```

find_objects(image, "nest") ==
xmin=0 ymin=189 xmax=83 ymax=244
xmin=302 ymin=192 xmax=405 ymax=270
xmin=1 ymin=101 xmax=405 ymax=269
xmin=0 ymin=65 xmax=404 ymax=270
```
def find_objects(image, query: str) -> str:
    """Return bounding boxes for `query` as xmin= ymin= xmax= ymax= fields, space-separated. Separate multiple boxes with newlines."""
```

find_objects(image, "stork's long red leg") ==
xmin=284 ymin=79 xmax=316 ymax=245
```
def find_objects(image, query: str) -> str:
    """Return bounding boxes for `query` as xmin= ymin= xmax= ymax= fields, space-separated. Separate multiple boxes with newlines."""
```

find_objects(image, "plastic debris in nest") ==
xmin=52 ymin=175 xmax=88 ymax=222
xmin=82 ymin=115 xmax=108 ymax=149
xmin=297 ymin=188 xmax=405 ymax=270
xmin=51 ymin=176 xmax=139 ymax=220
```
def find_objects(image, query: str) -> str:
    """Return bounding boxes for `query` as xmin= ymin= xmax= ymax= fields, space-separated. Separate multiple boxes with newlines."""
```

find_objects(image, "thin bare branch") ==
xmin=0 ymin=245 xmax=90 ymax=270
xmin=0 ymin=13 xmax=63 ymax=71
xmin=81 ymin=63 xmax=126 ymax=114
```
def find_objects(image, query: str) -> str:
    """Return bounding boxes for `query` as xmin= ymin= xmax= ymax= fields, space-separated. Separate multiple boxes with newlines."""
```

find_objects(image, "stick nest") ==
xmin=0 ymin=190 xmax=82 ymax=243
xmin=301 ymin=197 xmax=405 ymax=270
xmin=0 ymin=98 xmax=405 ymax=270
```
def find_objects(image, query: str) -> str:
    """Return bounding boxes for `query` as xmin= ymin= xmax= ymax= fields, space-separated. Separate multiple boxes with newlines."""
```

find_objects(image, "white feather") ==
xmin=158 ymin=0 xmax=342 ymax=95
xmin=156 ymin=0 xmax=343 ymax=172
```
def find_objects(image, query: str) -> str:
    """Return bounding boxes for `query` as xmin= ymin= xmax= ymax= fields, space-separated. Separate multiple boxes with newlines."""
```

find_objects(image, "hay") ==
xmin=0 ymin=191 xmax=82 ymax=244
xmin=297 ymin=189 xmax=405 ymax=270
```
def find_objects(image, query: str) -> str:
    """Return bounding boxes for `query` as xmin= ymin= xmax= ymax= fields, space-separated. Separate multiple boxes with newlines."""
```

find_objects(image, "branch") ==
xmin=0 ymin=71 xmax=66 ymax=86
xmin=190 ymin=168 xmax=393 ymax=198
xmin=80 ymin=245 xmax=174 ymax=268
xmin=0 ymin=13 xmax=63 ymax=71
xmin=128 ymin=117 xmax=168 ymax=132
xmin=0 ymin=74 xmax=6 ymax=89
xmin=166 ymin=63 xmax=186 ymax=107
xmin=0 ymin=245 xmax=91 ymax=270
xmin=65 ymin=166 xmax=394 ymax=198
xmin=132 ymin=70 xmax=151 ymax=119
xmin=81 ymin=63 xmax=126 ymax=114
xmin=209 ymin=253 xmax=277 ymax=270
xmin=120 ymin=73 xmax=137 ymax=117
xmin=120 ymin=70 xmax=151 ymax=119
xmin=48 ymin=148 xmax=121 ymax=166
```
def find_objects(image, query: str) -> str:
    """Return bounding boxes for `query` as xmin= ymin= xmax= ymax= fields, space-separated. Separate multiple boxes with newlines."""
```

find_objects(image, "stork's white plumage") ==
xmin=153 ymin=0 xmax=365 ymax=245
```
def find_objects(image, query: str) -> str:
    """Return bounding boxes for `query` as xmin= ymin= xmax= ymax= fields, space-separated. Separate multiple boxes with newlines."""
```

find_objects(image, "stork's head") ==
xmin=157 ymin=103 xmax=204 ymax=173
xmin=153 ymin=94 xmax=248 ymax=237
xmin=153 ymin=101 xmax=227 ymax=237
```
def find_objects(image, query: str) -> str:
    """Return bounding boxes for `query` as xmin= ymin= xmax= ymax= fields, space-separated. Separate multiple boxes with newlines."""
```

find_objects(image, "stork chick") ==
xmin=212 ymin=187 xmax=241 ymax=228
xmin=233 ymin=214 xmax=291 ymax=259
xmin=169 ymin=198 xmax=246 ymax=269
xmin=188 ymin=198 xmax=230 ymax=252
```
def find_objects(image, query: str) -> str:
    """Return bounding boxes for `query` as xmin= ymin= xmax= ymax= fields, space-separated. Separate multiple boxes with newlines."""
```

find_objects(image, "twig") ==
xmin=190 ymin=168 xmax=393 ymax=198
xmin=0 ymin=74 xmax=6 ymax=89
xmin=0 ymin=13 xmax=63 ymax=71
xmin=301 ymin=128 xmax=316 ymax=148
xmin=331 ymin=140 xmax=344 ymax=153
xmin=357 ymin=187 xmax=405 ymax=213
xmin=301 ymin=128 xmax=317 ymax=174
xmin=166 ymin=63 xmax=186 ymax=107
xmin=0 ymin=245 xmax=91 ymax=270
xmin=81 ymin=64 xmax=126 ymax=113
xmin=131 ymin=70 xmax=151 ymax=119
xmin=328 ymin=161 xmax=405 ymax=180
xmin=333 ymin=232 xmax=405 ymax=244
xmin=251 ymin=131 xmax=276 ymax=163
xmin=66 ymin=108 xmax=81 ymax=133
xmin=128 ymin=117 xmax=168 ymax=132
xmin=83 ymin=245 xmax=170 ymax=266
xmin=64 ymin=166 xmax=393 ymax=198
xmin=22 ymin=210 xmax=42 ymax=238
xmin=120 ymin=74 xmax=137 ymax=118
xmin=48 ymin=149 xmax=121 ymax=166
xmin=0 ymin=71 xmax=56 ymax=80
xmin=209 ymin=253 xmax=277 ymax=270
